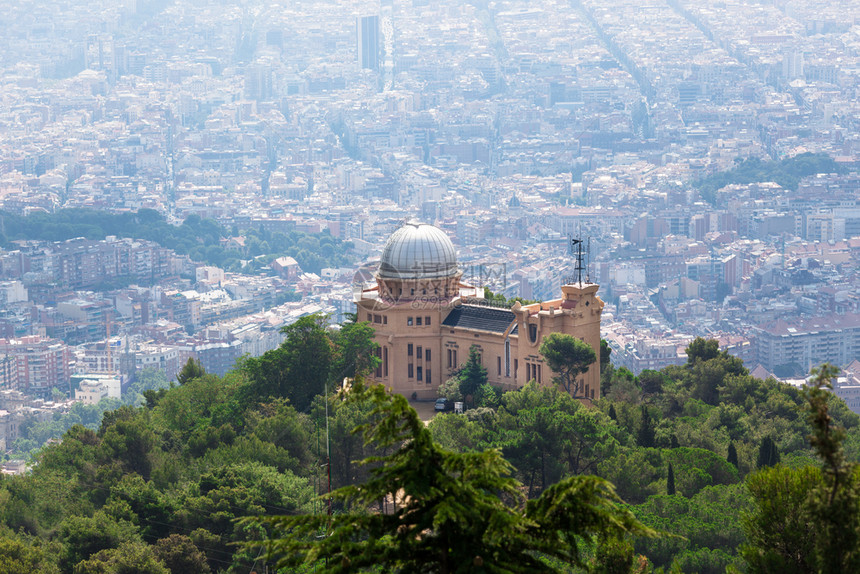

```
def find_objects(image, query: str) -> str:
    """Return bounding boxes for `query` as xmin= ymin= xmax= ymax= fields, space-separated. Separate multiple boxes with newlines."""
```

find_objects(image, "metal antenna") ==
xmin=571 ymin=236 xmax=585 ymax=286
xmin=586 ymin=237 xmax=591 ymax=283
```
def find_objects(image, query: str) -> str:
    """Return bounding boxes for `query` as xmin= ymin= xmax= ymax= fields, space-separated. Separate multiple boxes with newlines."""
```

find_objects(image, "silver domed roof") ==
xmin=378 ymin=222 xmax=458 ymax=280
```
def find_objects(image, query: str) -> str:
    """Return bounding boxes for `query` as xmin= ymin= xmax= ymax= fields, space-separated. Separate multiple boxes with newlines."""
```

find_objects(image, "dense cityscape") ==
xmin=1 ymin=1 xmax=860 ymax=571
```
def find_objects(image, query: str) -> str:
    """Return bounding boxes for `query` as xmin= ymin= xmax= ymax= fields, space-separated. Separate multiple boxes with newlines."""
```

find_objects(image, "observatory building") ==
xmin=354 ymin=222 xmax=603 ymax=400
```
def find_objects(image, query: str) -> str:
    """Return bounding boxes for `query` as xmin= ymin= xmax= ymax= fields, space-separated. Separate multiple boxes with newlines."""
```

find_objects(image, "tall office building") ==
xmin=357 ymin=15 xmax=380 ymax=71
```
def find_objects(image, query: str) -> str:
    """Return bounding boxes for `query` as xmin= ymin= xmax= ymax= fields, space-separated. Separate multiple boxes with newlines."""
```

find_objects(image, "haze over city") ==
xmin=2 ymin=1 xmax=860 ymax=572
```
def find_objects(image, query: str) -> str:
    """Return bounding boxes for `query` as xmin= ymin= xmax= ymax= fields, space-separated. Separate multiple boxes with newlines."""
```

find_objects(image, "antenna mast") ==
xmin=571 ymin=236 xmax=585 ymax=286
xmin=586 ymin=237 xmax=591 ymax=283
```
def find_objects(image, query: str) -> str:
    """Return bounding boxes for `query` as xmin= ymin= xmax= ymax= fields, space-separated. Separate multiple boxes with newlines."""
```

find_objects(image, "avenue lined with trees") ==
xmin=1 ymin=318 xmax=859 ymax=573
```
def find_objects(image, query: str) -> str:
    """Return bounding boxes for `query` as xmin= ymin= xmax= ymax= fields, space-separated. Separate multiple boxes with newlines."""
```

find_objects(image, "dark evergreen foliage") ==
xmin=756 ymin=437 xmax=780 ymax=469
xmin=637 ymin=405 xmax=655 ymax=448
xmin=3 ymin=335 xmax=860 ymax=574
xmin=667 ymin=463 xmax=675 ymax=496
xmin=727 ymin=442 xmax=738 ymax=469
xmin=540 ymin=333 xmax=597 ymax=397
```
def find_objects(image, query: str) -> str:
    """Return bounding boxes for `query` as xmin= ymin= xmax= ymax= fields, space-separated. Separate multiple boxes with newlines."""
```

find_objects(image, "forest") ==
xmin=0 ymin=208 xmax=354 ymax=275
xmin=1 ymin=317 xmax=859 ymax=573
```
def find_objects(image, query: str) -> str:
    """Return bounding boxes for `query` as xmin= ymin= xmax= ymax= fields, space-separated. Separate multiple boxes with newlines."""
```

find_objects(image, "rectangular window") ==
xmin=497 ymin=356 xmax=501 ymax=376
xmin=417 ymin=366 xmax=423 ymax=381
xmin=367 ymin=313 xmax=372 ymax=321
xmin=425 ymin=349 xmax=431 ymax=362
xmin=514 ymin=359 xmax=518 ymax=379
xmin=417 ymin=346 xmax=423 ymax=360
xmin=383 ymin=316 xmax=387 ymax=325
xmin=408 ymin=344 xmax=413 ymax=356
xmin=407 ymin=317 xmax=413 ymax=326
xmin=427 ymin=369 xmax=432 ymax=384
xmin=425 ymin=316 xmax=431 ymax=325
xmin=585 ymin=384 xmax=590 ymax=397
xmin=383 ymin=347 xmax=388 ymax=377
xmin=408 ymin=364 xmax=414 ymax=378
xmin=453 ymin=350 xmax=457 ymax=367
xmin=373 ymin=314 xmax=381 ymax=324
xmin=416 ymin=317 xmax=422 ymax=326
xmin=447 ymin=349 xmax=452 ymax=368
xmin=375 ymin=348 xmax=382 ymax=378
xmin=537 ymin=365 xmax=542 ymax=384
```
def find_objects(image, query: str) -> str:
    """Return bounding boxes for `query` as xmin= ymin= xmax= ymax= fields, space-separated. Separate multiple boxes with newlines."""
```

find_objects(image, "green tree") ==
xmin=667 ymin=463 xmax=675 ymax=496
xmin=803 ymin=363 xmax=860 ymax=572
xmin=436 ymin=376 xmax=463 ymax=403
xmin=458 ymin=345 xmax=488 ymax=404
xmin=600 ymin=339 xmax=612 ymax=373
xmin=727 ymin=442 xmax=738 ymax=469
xmin=495 ymin=383 xmax=618 ymax=496
xmin=0 ymin=530 xmax=55 ymax=574
xmin=741 ymin=363 xmax=860 ymax=573
xmin=73 ymin=540 xmax=168 ymax=574
xmin=741 ymin=465 xmax=819 ymax=574
xmin=246 ymin=381 xmax=657 ymax=573
xmin=637 ymin=405 xmax=655 ymax=448
xmin=639 ymin=370 xmax=664 ymax=396
xmin=153 ymin=535 xmax=210 ymax=574
xmin=176 ymin=358 xmax=205 ymax=385
xmin=242 ymin=314 xmax=334 ymax=411
xmin=57 ymin=511 xmax=139 ymax=573
xmin=330 ymin=315 xmax=380 ymax=380
xmin=98 ymin=409 xmax=158 ymax=480
xmin=539 ymin=333 xmax=597 ymax=397
xmin=590 ymin=538 xmax=639 ymax=574
xmin=686 ymin=338 xmax=720 ymax=364
xmin=756 ymin=437 xmax=780 ymax=469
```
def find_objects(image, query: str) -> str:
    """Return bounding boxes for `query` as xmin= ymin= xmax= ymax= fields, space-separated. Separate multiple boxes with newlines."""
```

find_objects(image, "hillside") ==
xmin=1 ymin=324 xmax=858 ymax=573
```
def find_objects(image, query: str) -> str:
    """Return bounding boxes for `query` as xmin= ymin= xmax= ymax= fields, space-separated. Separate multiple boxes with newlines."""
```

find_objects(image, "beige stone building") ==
xmin=355 ymin=222 xmax=604 ymax=400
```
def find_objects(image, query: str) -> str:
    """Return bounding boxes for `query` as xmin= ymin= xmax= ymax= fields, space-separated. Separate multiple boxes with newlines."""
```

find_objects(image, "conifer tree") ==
xmin=458 ymin=345 xmax=488 ymax=404
xmin=176 ymin=358 xmax=205 ymax=385
xmin=540 ymin=333 xmax=597 ymax=397
xmin=727 ymin=441 xmax=738 ymax=469
xmin=637 ymin=405 xmax=655 ymax=448
xmin=667 ymin=463 xmax=675 ymax=496
xmin=756 ymin=436 xmax=780 ymax=469
xmin=247 ymin=380 xmax=659 ymax=573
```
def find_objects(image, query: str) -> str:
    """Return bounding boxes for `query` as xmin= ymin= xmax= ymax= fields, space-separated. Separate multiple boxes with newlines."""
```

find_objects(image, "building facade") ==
xmin=355 ymin=222 xmax=603 ymax=399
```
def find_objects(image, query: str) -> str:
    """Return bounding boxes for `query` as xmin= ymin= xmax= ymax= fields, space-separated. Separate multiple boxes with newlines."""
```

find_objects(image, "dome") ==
xmin=378 ymin=222 xmax=458 ymax=280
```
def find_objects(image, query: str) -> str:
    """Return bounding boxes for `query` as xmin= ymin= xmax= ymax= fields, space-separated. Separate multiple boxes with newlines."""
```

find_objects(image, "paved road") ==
xmin=410 ymin=400 xmax=438 ymax=424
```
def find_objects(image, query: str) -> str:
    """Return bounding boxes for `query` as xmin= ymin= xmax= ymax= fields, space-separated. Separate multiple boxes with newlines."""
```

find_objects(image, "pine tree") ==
xmin=727 ymin=441 xmax=739 ymax=469
xmin=637 ymin=405 xmax=655 ymax=448
xmin=608 ymin=404 xmax=617 ymax=421
xmin=176 ymin=358 xmax=205 ymax=385
xmin=247 ymin=380 xmax=659 ymax=573
xmin=667 ymin=463 xmax=675 ymax=496
xmin=757 ymin=436 xmax=780 ymax=469
xmin=458 ymin=345 xmax=488 ymax=405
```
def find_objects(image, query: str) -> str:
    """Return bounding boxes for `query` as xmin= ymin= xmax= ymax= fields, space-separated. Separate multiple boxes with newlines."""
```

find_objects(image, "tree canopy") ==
xmin=540 ymin=333 xmax=597 ymax=397
xmin=246 ymin=381 xmax=658 ymax=573
xmin=2 ymin=333 xmax=860 ymax=573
